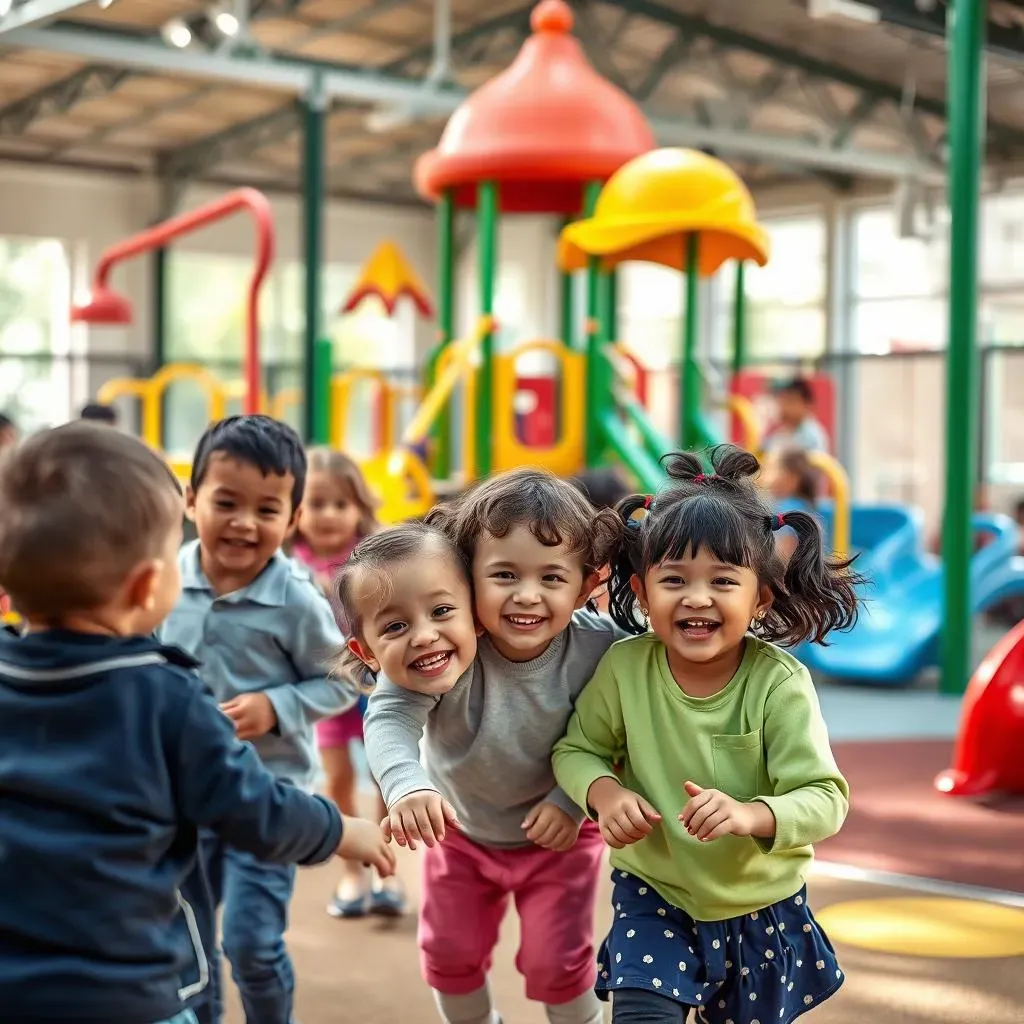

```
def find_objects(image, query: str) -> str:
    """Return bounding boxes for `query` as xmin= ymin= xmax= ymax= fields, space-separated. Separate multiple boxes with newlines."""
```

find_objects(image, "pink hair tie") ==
xmin=693 ymin=473 xmax=705 ymax=484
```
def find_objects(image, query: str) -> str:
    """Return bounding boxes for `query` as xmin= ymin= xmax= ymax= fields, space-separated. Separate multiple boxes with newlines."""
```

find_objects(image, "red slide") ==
xmin=935 ymin=619 xmax=1024 ymax=797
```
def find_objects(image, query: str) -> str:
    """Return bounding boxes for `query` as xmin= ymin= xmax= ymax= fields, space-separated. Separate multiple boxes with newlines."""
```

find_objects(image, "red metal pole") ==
xmin=90 ymin=188 xmax=274 ymax=415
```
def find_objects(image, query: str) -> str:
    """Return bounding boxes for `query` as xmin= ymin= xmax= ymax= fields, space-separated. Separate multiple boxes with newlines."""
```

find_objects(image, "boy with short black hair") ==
xmin=160 ymin=414 xmax=360 ymax=1024
xmin=763 ymin=375 xmax=829 ymax=454
xmin=0 ymin=422 xmax=393 ymax=1024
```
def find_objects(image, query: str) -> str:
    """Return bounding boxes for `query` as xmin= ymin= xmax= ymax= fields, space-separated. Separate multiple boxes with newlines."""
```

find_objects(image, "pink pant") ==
xmin=419 ymin=822 xmax=605 ymax=1005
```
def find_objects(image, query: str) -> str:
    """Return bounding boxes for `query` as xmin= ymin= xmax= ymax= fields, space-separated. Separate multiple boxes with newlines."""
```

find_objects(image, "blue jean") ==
xmin=612 ymin=989 xmax=683 ymax=1023
xmin=156 ymin=1012 xmax=200 ymax=1024
xmin=200 ymin=832 xmax=297 ymax=1024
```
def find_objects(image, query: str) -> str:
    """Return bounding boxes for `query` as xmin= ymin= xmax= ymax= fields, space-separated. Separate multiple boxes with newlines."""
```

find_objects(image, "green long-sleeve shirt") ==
xmin=552 ymin=633 xmax=849 ymax=922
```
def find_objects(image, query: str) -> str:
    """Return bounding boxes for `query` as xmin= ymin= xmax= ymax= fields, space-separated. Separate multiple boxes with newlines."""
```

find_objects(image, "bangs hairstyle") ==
xmin=333 ymin=521 xmax=471 ymax=678
xmin=0 ymin=423 xmax=182 ymax=617
xmin=609 ymin=445 xmax=865 ymax=647
xmin=191 ymin=415 xmax=306 ymax=511
xmin=305 ymin=447 xmax=380 ymax=538
xmin=427 ymin=466 xmax=622 ymax=574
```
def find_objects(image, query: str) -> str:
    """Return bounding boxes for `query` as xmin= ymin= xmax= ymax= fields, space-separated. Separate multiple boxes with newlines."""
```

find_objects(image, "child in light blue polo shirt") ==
xmin=160 ymin=415 xmax=357 ymax=1024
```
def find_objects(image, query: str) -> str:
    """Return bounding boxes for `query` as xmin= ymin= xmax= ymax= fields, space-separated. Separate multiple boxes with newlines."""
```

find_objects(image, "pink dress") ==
xmin=291 ymin=538 xmax=365 ymax=749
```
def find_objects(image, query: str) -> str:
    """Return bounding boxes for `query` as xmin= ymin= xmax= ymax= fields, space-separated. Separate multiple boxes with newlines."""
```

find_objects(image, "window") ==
xmin=712 ymin=215 xmax=828 ymax=362
xmin=0 ymin=236 xmax=72 ymax=431
xmin=164 ymin=254 xmax=411 ymax=455
xmin=618 ymin=263 xmax=685 ymax=371
xmin=849 ymin=205 xmax=948 ymax=354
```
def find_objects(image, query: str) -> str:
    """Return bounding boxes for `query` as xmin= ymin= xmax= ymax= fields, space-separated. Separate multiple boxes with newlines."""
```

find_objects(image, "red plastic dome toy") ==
xmin=414 ymin=0 xmax=655 ymax=214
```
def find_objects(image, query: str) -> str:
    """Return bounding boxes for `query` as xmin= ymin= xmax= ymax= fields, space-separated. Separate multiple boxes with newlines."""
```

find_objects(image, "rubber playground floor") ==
xmin=224 ymin=626 xmax=1024 ymax=1024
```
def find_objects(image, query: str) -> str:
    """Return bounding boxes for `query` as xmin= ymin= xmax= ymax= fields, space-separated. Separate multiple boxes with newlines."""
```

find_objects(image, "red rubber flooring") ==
xmin=819 ymin=739 xmax=1024 ymax=893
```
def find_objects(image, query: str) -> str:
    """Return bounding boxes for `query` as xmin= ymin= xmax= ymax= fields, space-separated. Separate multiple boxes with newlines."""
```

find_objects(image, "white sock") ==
xmin=433 ymin=985 xmax=501 ymax=1024
xmin=545 ymin=991 xmax=605 ymax=1024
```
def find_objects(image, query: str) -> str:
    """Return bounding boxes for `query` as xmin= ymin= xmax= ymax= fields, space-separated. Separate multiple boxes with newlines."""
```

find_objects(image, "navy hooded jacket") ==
xmin=0 ymin=629 xmax=343 ymax=1023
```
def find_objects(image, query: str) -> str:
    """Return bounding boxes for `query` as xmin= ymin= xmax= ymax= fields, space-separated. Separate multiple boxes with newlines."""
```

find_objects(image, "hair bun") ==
xmin=661 ymin=451 xmax=705 ymax=482
xmin=709 ymin=444 xmax=761 ymax=482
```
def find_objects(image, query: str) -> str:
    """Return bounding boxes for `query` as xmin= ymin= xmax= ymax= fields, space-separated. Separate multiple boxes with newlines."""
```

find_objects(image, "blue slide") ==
xmin=794 ymin=504 xmax=1024 ymax=686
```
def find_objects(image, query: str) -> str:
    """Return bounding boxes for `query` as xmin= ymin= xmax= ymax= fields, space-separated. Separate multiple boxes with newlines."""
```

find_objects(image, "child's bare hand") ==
xmin=522 ymin=801 xmax=580 ymax=852
xmin=220 ymin=693 xmax=277 ymax=740
xmin=388 ymin=790 xmax=460 ymax=850
xmin=588 ymin=777 xmax=662 ymax=849
xmin=337 ymin=815 xmax=397 ymax=877
xmin=679 ymin=780 xmax=755 ymax=841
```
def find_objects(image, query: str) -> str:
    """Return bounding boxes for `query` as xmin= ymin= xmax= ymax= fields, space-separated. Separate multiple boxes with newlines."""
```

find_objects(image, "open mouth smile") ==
xmin=409 ymin=650 xmax=455 ymax=676
xmin=504 ymin=614 xmax=547 ymax=631
xmin=675 ymin=617 xmax=721 ymax=640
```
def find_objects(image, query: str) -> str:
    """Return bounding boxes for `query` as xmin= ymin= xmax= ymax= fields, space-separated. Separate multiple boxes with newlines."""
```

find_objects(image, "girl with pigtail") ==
xmin=553 ymin=445 xmax=865 ymax=1024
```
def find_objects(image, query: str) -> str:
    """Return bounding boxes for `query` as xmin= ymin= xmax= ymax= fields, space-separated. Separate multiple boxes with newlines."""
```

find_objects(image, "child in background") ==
xmin=292 ymin=448 xmax=405 ymax=918
xmin=0 ymin=423 xmax=393 ymax=1024
xmin=762 ymin=447 xmax=821 ymax=562
xmin=570 ymin=467 xmax=631 ymax=613
xmin=160 ymin=416 xmax=359 ymax=1024
xmin=365 ymin=469 xmax=624 ymax=1024
xmin=553 ymin=445 xmax=863 ymax=1024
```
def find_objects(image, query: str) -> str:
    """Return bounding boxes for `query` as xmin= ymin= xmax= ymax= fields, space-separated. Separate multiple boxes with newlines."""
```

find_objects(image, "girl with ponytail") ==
xmin=553 ymin=445 xmax=864 ymax=1024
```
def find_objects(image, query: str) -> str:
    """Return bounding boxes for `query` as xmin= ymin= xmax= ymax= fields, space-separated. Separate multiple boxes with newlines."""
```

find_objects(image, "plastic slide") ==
xmin=796 ymin=506 xmax=1024 ymax=686
xmin=935 ymin=618 xmax=1024 ymax=797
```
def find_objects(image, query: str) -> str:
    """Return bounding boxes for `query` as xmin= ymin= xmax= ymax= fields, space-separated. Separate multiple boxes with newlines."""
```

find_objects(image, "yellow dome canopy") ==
xmin=558 ymin=148 xmax=770 ymax=276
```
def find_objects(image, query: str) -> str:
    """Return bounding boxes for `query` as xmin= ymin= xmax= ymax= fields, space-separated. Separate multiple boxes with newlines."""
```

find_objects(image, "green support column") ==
xmin=302 ymin=79 xmax=326 ymax=443
xmin=312 ymin=338 xmax=332 ymax=444
xmin=681 ymin=233 xmax=702 ymax=449
xmin=583 ymin=180 xmax=603 ymax=466
xmin=430 ymin=190 xmax=456 ymax=477
xmin=941 ymin=0 xmax=986 ymax=697
xmin=475 ymin=181 xmax=499 ymax=478
xmin=559 ymin=215 xmax=575 ymax=351
xmin=731 ymin=260 xmax=747 ymax=381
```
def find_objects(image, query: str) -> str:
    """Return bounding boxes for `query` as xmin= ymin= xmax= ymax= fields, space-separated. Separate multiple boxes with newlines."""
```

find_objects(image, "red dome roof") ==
xmin=414 ymin=0 xmax=655 ymax=215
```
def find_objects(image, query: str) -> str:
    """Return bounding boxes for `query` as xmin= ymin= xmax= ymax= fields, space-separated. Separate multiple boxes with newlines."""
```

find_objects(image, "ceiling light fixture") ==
xmin=161 ymin=16 xmax=193 ymax=48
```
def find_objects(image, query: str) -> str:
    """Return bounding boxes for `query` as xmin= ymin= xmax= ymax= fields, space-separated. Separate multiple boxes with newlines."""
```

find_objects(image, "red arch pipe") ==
xmin=86 ymin=188 xmax=274 ymax=415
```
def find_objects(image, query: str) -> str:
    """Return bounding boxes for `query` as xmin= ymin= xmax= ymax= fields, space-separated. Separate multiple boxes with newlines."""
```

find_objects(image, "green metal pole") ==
xmin=941 ymin=0 xmax=985 ymax=697
xmin=584 ymin=180 xmax=603 ymax=466
xmin=431 ymin=189 xmax=455 ymax=477
xmin=312 ymin=338 xmax=332 ymax=444
xmin=559 ymin=215 xmax=575 ymax=351
xmin=731 ymin=260 xmax=747 ymax=381
xmin=302 ymin=80 xmax=326 ymax=443
xmin=681 ymin=233 xmax=702 ymax=449
xmin=475 ymin=181 xmax=498 ymax=478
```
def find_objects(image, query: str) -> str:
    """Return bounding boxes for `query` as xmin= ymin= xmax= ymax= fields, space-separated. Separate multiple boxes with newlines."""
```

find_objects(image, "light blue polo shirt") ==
xmin=159 ymin=540 xmax=356 ymax=789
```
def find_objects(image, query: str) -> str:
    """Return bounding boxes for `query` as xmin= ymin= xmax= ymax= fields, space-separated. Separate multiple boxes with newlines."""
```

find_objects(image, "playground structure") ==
xmin=68 ymin=0 xmax=1022 ymax=724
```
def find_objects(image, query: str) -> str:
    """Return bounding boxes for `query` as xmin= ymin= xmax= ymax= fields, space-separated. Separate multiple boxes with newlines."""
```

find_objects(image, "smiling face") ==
xmin=635 ymin=544 xmax=771 ymax=695
xmin=472 ymin=524 xmax=596 ymax=663
xmin=187 ymin=453 xmax=296 ymax=593
xmin=298 ymin=469 xmax=365 ymax=557
xmin=347 ymin=542 xmax=477 ymax=696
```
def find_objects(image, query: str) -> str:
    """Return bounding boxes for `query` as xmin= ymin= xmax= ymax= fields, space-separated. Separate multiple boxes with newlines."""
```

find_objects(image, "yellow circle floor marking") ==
xmin=815 ymin=897 xmax=1024 ymax=958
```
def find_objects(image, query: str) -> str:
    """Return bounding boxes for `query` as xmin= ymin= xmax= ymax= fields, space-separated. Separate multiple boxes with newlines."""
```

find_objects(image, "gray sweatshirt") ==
xmin=363 ymin=609 xmax=624 ymax=847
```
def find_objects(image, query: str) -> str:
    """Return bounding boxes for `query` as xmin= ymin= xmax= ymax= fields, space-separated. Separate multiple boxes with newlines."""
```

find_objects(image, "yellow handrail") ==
xmin=401 ymin=315 xmax=492 ymax=448
xmin=805 ymin=450 xmax=851 ymax=557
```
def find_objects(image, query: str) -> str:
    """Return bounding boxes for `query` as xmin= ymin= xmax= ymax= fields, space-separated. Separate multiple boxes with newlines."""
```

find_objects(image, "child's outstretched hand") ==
xmin=220 ymin=693 xmax=277 ymax=740
xmin=522 ymin=800 xmax=580 ymax=852
xmin=587 ymin=777 xmax=662 ymax=849
xmin=337 ymin=815 xmax=397 ymax=877
xmin=680 ymin=781 xmax=759 ymax=841
xmin=385 ymin=790 xmax=460 ymax=850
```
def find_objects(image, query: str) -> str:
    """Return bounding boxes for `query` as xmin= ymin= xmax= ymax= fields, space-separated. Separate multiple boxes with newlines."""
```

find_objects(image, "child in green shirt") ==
xmin=552 ymin=445 xmax=865 ymax=1024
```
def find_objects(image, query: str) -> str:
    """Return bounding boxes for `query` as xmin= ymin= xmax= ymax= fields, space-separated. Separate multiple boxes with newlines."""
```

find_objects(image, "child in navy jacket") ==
xmin=0 ymin=422 xmax=394 ymax=1024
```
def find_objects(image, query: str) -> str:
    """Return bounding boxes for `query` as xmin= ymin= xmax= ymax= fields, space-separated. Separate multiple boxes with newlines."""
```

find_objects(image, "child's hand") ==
xmin=587 ymin=777 xmax=662 ymax=849
xmin=337 ymin=815 xmax=397 ymax=877
xmin=679 ymin=780 xmax=755 ymax=841
xmin=220 ymin=693 xmax=278 ymax=740
xmin=387 ymin=790 xmax=460 ymax=850
xmin=522 ymin=801 xmax=580 ymax=852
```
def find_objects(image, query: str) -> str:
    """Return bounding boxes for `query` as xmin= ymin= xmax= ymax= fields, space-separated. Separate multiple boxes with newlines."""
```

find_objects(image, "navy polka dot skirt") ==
xmin=595 ymin=870 xmax=844 ymax=1024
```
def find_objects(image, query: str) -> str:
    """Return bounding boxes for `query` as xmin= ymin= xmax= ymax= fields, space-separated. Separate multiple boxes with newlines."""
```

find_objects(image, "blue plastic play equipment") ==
xmin=793 ymin=504 xmax=1024 ymax=686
